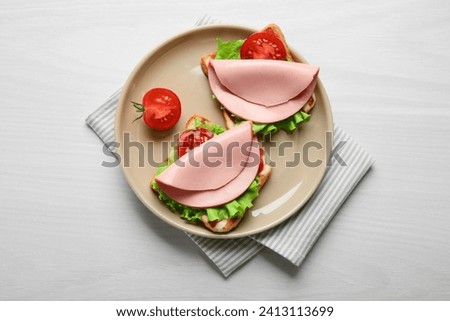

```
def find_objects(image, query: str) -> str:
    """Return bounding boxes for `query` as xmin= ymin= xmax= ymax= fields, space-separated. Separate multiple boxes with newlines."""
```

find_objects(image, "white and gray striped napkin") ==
xmin=86 ymin=16 xmax=374 ymax=277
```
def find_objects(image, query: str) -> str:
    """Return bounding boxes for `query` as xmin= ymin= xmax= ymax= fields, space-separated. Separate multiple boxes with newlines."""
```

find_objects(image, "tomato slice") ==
xmin=258 ymin=148 xmax=265 ymax=173
xmin=141 ymin=88 xmax=181 ymax=130
xmin=177 ymin=128 xmax=214 ymax=158
xmin=240 ymin=32 xmax=287 ymax=60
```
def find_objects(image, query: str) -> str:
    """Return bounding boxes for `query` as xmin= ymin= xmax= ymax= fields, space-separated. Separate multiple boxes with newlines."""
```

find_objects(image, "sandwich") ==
xmin=151 ymin=114 xmax=272 ymax=233
xmin=201 ymin=23 xmax=319 ymax=136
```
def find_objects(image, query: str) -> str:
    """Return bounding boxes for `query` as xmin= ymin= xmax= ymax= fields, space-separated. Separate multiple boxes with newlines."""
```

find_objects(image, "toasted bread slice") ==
xmin=151 ymin=114 xmax=272 ymax=233
xmin=201 ymin=23 xmax=293 ymax=76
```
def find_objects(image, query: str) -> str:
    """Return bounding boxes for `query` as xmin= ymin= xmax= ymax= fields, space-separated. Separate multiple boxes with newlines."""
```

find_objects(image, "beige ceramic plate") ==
xmin=115 ymin=24 xmax=333 ymax=239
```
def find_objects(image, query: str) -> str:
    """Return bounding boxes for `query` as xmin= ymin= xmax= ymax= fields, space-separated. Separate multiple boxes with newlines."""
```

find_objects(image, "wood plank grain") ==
xmin=1 ymin=0 xmax=450 ymax=300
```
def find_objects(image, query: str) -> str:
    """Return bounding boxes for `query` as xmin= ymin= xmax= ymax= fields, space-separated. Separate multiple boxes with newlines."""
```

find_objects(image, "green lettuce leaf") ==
xmin=215 ymin=38 xmax=244 ymax=60
xmin=205 ymin=179 xmax=259 ymax=221
xmin=193 ymin=118 xmax=225 ymax=135
xmin=235 ymin=110 xmax=311 ymax=136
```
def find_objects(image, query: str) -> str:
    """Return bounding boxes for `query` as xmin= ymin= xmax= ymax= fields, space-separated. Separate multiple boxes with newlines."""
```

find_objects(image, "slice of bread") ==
xmin=151 ymin=114 xmax=272 ymax=233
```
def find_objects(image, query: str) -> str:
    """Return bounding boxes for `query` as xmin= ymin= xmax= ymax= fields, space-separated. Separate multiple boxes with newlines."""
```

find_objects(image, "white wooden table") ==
xmin=1 ymin=0 xmax=450 ymax=300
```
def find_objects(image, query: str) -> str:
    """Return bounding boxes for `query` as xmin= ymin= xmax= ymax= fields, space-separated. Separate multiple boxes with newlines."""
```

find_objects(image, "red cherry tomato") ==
xmin=240 ymin=32 xmax=287 ymax=60
xmin=178 ymin=128 xmax=214 ymax=157
xmin=132 ymin=88 xmax=181 ymax=130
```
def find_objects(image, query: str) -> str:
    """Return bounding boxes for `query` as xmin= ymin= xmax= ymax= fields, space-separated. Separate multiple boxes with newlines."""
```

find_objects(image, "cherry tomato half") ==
xmin=240 ymin=32 xmax=287 ymax=60
xmin=132 ymin=88 xmax=181 ymax=131
xmin=177 ymin=128 xmax=214 ymax=158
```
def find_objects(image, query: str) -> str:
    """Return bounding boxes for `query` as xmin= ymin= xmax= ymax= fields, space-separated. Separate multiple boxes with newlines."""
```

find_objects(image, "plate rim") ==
xmin=115 ymin=24 xmax=334 ymax=239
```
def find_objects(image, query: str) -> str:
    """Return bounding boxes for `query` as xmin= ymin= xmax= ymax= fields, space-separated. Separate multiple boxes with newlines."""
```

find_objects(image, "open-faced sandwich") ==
xmin=151 ymin=114 xmax=271 ymax=233
xmin=201 ymin=23 xmax=319 ymax=136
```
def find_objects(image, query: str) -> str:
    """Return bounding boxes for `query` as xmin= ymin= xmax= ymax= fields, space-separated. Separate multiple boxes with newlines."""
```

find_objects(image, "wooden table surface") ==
xmin=1 ymin=0 xmax=450 ymax=300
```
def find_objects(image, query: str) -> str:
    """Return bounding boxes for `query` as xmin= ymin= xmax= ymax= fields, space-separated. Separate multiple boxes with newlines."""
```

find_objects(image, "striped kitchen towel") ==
xmin=86 ymin=16 xmax=374 ymax=277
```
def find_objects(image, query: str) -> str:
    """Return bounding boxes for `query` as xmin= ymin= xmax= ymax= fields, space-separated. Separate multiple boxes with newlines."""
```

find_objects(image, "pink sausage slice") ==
xmin=208 ymin=59 xmax=319 ymax=123
xmin=155 ymin=121 xmax=260 ymax=208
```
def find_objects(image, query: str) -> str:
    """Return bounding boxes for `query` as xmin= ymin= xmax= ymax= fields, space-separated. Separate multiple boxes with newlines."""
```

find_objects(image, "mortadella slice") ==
xmin=156 ymin=121 xmax=253 ymax=191
xmin=155 ymin=121 xmax=260 ymax=208
xmin=208 ymin=59 xmax=319 ymax=123
xmin=156 ymin=137 xmax=260 ymax=208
